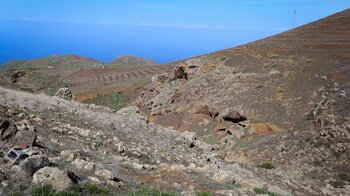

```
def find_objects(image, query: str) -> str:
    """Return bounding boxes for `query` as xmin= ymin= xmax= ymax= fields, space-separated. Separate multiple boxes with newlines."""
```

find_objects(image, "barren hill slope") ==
xmin=137 ymin=8 xmax=350 ymax=132
xmin=107 ymin=55 xmax=159 ymax=67
xmin=135 ymin=9 xmax=350 ymax=194
xmin=1 ymin=55 xmax=103 ymax=71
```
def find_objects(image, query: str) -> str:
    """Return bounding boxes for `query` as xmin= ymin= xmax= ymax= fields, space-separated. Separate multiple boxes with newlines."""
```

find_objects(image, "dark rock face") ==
xmin=10 ymin=71 xmax=25 ymax=84
xmin=19 ymin=155 xmax=50 ymax=175
xmin=0 ymin=117 xmax=49 ymax=192
xmin=9 ymin=130 xmax=36 ymax=149
xmin=0 ymin=120 xmax=18 ymax=143
xmin=173 ymin=66 xmax=188 ymax=80
xmin=0 ymin=120 xmax=36 ymax=151
xmin=219 ymin=108 xmax=247 ymax=123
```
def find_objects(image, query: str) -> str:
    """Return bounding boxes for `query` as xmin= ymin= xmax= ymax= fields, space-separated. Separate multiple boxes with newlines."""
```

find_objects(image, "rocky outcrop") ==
xmin=33 ymin=167 xmax=72 ymax=191
xmin=173 ymin=65 xmax=188 ymax=80
xmin=55 ymin=87 xmax=73 ymax=101
xmin=0 ymin=119 xmax=36 ymax=151
xmin=219 ymin=108 xmax=247 ymax=123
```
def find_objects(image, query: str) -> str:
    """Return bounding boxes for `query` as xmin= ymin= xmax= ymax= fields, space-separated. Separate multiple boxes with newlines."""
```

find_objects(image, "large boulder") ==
xmin=8 ymin=129 xmax=36 ymax=149
xmin=219 ymin=108 xmax=247 ymax=123
xmin=33 ymin=167 xmax=72 ymax=191
xmin=19 ymin=155 xmax=50 ymax=175
xmin=54 ymin=88 xmax=73 ymax=101
xmin=0 ymin=120 xmax=36 ymax=150
xmin=0 ymin=120 xmax=17 ymax=143
xmin=185 ymin=59 xmax=203 ymax=68
xmin=12 ymin=154 xmax=50 ymax=177
xmin=95 ymin=169 xmax=114 ymax=180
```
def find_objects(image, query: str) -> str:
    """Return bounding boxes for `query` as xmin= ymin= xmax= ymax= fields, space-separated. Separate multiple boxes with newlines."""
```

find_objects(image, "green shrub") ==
xmin=82 ymin=92 xmax=129 ymax=111
xmin=31 ymin=74 xmax=71 ymax=96
xmin=257 ymin=162 xmax=275 ymax=169
xmin=253 ymin=187 xmax=280 ymax=196
xmin=280 ymin=147 xmax=288 ymax=153
xmin=277 ymin=87 xmax=284 ymax=93
xmin=269 ymin=54 xmax=279 ymax=59
xmin=256 ymin=83 xmax=265 ymax=89
xmin=73 ymin=183 xmax=109 ymax=195
xmin=313 ymin=159 xmax=323 ymax=166
xmin=263 ymin=63 xmax=277 ymax=69
xmin=220 ymin=56 xmax=228 ymax=61
xmin=32 ymin=183 xmax=109 ymax=196
xmin=305 ymin=59 xmax=313 ymax=64
xmin=129 ymin=187 xmax=174 ymax=196
xmin=253 ymin=187 xmax=266 ymax=194
xmin=9 ymin=192 xmax=23 ymax=196
xmin=32 ymin=185 xmax=55 ymax=196
xmin=329 ymin=180 xmax=346 ymax=188
xmin=197 ymin=192 xmax=211 ymax=196
xmin=328 ymin=173 xmax=350 ymax=188
xmin=339 ymin=173 xmax=350 ymax=182
xmin=204 ymin=135 xmax=219 ymax=145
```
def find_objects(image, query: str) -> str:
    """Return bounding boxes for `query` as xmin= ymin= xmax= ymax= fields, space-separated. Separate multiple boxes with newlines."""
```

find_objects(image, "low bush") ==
xmin=31 ymin=183 xmax=110 ymax=196
xmin=197 ymin=192 xmax=211 ymax=196
xmin=129 ymin=187 xmax=174 ymax=196
xmin=257 ymin=162 xmax=275 ymax=169
xmin=263 ymin=63 xmax=278 ymax=69
xmin=253 ymin=187 xmax=280 ymax=196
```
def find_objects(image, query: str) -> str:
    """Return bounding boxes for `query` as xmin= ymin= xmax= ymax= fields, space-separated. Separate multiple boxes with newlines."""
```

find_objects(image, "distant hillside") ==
xmin=107 ymin=55 xmax=159 ymax=67
xmin=0 ymin=54 xmax=170 ymax=102
xmin=1 ymin=55 xmax=103 ymax=71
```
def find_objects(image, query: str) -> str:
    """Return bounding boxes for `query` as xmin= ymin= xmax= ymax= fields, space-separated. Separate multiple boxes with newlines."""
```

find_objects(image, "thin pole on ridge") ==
xmin=293 ymin=9 xmax=297 ymax=28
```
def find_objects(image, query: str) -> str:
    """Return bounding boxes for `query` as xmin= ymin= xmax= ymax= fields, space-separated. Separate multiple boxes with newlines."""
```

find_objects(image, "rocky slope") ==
xmin=137 ymin=9 xmax=350 ymax=132
xmin=0 ymin=85 xmax=349 ymax=195
xmin=133 ymin=8 xmax=350 ymax=195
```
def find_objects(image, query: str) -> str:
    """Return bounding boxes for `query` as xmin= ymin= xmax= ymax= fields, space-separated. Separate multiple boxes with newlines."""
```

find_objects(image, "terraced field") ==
xmin=0 ymin=55 xmax=172 ymax=102
xmin=63 ymin=65 xmax=170 ymax=86
xmin=61 ymin=65 xmax=171 ymax=101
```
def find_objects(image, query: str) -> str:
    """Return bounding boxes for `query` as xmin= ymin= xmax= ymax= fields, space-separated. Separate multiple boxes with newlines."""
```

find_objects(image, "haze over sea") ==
xmin=1 ymin=0 xmax=349 ymax=64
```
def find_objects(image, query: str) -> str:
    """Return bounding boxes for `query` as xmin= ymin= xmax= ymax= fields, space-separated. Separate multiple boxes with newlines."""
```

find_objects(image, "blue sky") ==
xmin=0 ymin=0 xmax=349 ymax=64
